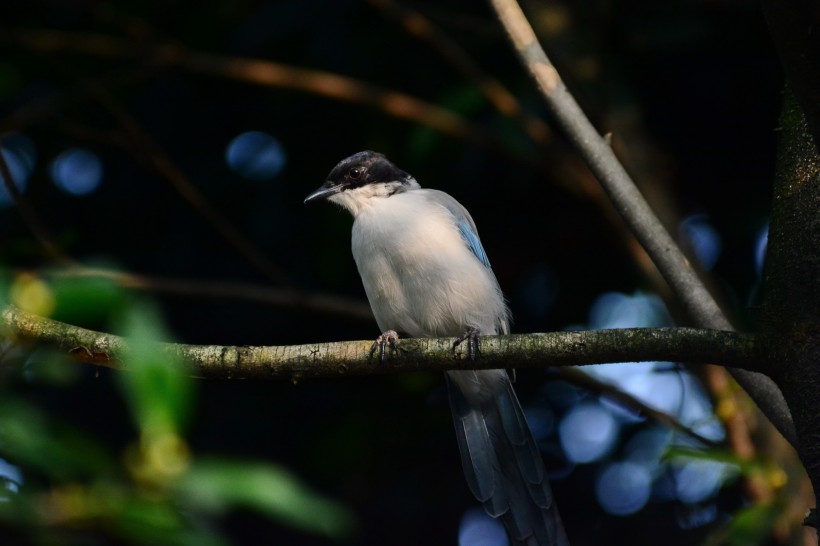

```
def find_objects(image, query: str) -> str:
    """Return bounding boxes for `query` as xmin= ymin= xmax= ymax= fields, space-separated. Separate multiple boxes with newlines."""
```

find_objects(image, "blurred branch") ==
xmin=1 ymin=125 xmax=371 ymax=321
xmin=0 ymin=28 xmax=498 ymax=151
xmin=487 ymin=0 xmax=798 ymax=448
xmin=370 ymin=0 xmax=684 ymax=329
xmin=700 ymin=364 xmax=780 ymax=505
xmin=487 ymin=0 xmax=726 ymax=330
xmin=86 ymin=85 xmax=292 ymax=287
xmin=557 ymin=367 xmax=720 ymax=447
xmin=48 ymin=266 xmax=373 ymax=321
xmin=0 ymin=65 xmax=155 ymax=135
xmin=2 ymin=94 xmax=366 ymax=319
xmin=1 ymin=25 xmax=657 ymax=306
xmin=2 ymin=306 xmax=763 ymax=379
xmin=0 ymin=139 xmax=73 ymax=266
xmin=182 ymin=53 xmax=499 ymax=150
xmin=368 ymin=0 xmax=553 ymax=145
xmin=0 ymin=24 xmax=673 ymax=312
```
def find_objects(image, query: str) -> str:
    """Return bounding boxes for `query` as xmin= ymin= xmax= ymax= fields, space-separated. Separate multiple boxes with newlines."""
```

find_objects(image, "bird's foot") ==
xmin=453 ymin=327 xmax=481 ymax=361
xmin=369 ymin=330 xmax=400 ymax=363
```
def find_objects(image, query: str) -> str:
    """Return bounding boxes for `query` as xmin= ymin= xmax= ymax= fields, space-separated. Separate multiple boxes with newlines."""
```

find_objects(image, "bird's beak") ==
xmin=304 ymin=183 xmax=342 ymax=204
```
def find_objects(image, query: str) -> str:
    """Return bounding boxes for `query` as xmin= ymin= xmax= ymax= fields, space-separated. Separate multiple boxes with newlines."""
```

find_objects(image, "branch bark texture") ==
xmin=760 ymin=89 xmax=820 ymax=527
xmin=1 ymin=306 xmax=761 ymax=380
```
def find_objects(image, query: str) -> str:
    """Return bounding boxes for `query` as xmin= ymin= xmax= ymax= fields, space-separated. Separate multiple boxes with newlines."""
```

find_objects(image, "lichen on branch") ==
xmin=1 ymin=306 xmax=762 ymax=380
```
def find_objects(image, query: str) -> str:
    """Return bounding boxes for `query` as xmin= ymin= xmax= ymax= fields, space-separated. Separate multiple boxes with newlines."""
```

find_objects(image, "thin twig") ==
xmin=487 ymin=0 xmax=797 ymax=447
xmin=368 ymin=0 xmax=553 ymax=145
xmin=488 ymin=0 xmax=725 ymax=329
xmin=369 ymin=0 xmax=688 ymax=328
xmin=0 ymin=24 xmax=681 ymax=311
xmin=47 ymin=266 xmax=373 ymax=321
xmin=86 ymin=85 xmax=293 ymax=287
xmin=0 ymin=29 xmax=497 ymax=151
xmin=0 ymin=139 xmax=73 ymax=266
xmin=558 ymin=367 xmax=720 ymax=448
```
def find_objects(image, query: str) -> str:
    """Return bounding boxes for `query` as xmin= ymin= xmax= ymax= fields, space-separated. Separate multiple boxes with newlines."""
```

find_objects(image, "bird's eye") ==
xmin=349 ymin=167 xmax=363 ymax=180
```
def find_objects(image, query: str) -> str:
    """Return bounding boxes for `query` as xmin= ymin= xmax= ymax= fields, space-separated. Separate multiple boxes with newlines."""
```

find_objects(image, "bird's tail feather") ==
xmin=446 ymin=371 xmax=568 ymax=546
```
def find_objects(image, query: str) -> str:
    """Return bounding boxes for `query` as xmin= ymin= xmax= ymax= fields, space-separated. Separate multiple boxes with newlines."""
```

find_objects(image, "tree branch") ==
xmin=759 ymin=88 xmax=820 ymax=528
xmin=0 ymin=137 xmax=73 ymax=266
xmin=0 ymin=28 xmax=496 ymax=151
xmin=367 ymin=0 xmax=553 ymax=146
xmin=487 ymin=0 xmax=797 ymax=447
xmin=1 ymin=306 xmax=763 ymax=380
xmin=46 ymin=266 xmax=373 ymax=321
xmin=485 ymin=0 xmax=730 ymax=327
xmin=557 ymin=367 xmax=721 ymax=448
xmin=87 ymin=85 xmax=293 ymax=287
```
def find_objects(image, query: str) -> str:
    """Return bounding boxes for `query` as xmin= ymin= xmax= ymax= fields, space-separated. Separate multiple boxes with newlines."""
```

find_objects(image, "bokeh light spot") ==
xmin=679 ymin=214 xmax=722 ymax=271
xmin=10 ymin=274 xmax=56 ymax=317
xmin=624 ymin=428 xmax=670 ymax=463
xmin=676 ymin=373 xmax=725 ymax=442
xmin=676 ymin=503 xmax=719 ymax=529
xmin=596 ymin=461 xmax=651 ymax=515
xmin=755 ymin=223 xmax=768 ymax=276
xmin=226 ymin=131 xmax=286 ymax=181
xmin=588 ymin=291 xmax=669 ymax=330
xmin=458 ymin=507 xmax=508 ymax=546
xmin=623 ymin=427 xmax=671 ymax=477
xmin=50 ymin=148 xmax=103 ymax=196
xmin=620 ymin=370 xmax=683 ymax=416
xmin=559 ymin=403 xmax=618 ymax=463
xmin=0 ymin=458 xmax=23 ymax=496
xmin=673 ymin=459 xmax=736 ymax=504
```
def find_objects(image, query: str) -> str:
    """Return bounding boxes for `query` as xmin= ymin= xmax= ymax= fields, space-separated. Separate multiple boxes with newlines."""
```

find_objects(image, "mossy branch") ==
xmin=1 ymin=306 xmax=763 ymax=380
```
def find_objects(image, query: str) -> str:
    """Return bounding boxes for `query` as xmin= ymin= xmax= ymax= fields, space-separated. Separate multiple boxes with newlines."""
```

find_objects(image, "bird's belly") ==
xmin=353 ymin=234 xmax=495 ymax=337
xmin=351 ymin=195 xmax=504 ymax=337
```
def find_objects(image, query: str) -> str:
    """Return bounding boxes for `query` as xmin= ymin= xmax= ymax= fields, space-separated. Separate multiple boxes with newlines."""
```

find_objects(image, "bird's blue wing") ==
xmin=456 ymin=217 xmax=492 ymax=269
xmin=423 ymin=189 xmax=510 ymax=335
xmin=425 ymin=189 xmax=493 ymax=269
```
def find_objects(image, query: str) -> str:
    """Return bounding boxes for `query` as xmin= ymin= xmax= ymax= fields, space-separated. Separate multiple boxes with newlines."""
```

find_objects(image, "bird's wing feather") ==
xmin=446 ymin=371 xmax=561 ymax=545
xmin=448 ymin=386 xmax=496 ymax=503
xmin=457 ymin=218 xmax=491 ymax=268
xmin=422 ymin=190 xmax=492 ymax=269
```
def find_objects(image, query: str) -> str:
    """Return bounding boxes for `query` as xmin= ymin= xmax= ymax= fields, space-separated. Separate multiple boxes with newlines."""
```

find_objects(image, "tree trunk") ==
xmin=760 ymin=87 xmax=820 ymax=530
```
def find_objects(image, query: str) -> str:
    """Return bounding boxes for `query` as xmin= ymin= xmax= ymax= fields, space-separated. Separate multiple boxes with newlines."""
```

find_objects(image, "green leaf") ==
xmin=178 ymin=458 xmax=357 ymax=540
xmin=114 ymin=497 xmax=229 ymax=546
xmin=705 ymin=502 xmax=783 ymax=546
xmin=116 ymin=301 xmax=193 ymax=437
xmin=664 ymin=446 xmax=761 ymax=476
xmin=51 ymin=273 xmax=126 ymax=326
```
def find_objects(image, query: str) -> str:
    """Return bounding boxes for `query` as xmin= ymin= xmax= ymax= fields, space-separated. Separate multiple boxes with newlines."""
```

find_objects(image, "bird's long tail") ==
xmin=445 ymin=370 xmax=568 ymax=546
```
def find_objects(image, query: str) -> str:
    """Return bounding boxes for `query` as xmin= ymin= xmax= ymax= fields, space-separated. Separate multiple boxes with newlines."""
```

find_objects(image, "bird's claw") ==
xmin=453 ymin=327 xmax=481 ymax=361
xmin=369 ymin=330 xmax=400 ymax=363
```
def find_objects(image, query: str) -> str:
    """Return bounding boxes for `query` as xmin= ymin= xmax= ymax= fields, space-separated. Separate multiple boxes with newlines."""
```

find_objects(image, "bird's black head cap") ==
xmin=304 ymin=151 xmax=413 ymax=204
xmin=327 ymin=150 xmax=410 ymax=189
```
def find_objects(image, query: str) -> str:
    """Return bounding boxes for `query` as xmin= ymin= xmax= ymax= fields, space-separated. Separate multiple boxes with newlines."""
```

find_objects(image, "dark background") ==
xmin=0 ymin=1 xmax=798 ymax=545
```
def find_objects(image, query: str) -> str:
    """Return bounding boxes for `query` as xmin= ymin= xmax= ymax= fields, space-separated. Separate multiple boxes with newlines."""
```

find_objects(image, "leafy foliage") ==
xmin=0 ymin=300 xmax=356 ymax=545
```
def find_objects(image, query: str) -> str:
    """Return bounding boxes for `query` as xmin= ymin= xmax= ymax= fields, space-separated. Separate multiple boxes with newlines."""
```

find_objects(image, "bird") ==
xmin=305 ymin=150 xmax=566 ymax=546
